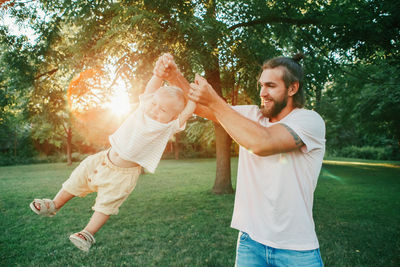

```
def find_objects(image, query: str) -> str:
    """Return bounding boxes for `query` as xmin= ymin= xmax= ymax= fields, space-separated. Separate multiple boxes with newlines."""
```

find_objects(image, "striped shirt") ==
xmin=109 ymin=94 xmax=184 ymax=173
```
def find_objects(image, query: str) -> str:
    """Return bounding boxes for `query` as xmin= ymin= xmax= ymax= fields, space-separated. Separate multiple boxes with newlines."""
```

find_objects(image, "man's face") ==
xmin=258 ymin=67 xmax=288 ymax=118
xmin=144 ymin=90 xmax=183 ymax=123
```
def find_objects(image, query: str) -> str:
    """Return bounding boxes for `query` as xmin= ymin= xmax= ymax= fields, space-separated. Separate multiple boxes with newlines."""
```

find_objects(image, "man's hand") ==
xmin=153 ymin=53 xmax=179 ymax=80
xmin=188 ymin=74 xmax=220 ymax=107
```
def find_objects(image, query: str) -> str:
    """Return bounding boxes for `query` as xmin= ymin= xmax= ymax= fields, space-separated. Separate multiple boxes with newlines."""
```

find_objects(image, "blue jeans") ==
xmin=236 ymin=232 xmax=324 ymax=267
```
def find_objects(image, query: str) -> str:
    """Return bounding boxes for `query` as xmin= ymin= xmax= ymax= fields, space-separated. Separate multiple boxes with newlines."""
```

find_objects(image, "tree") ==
xmin=0 ymin=12 xmax=38 ymax=163
xmin=320 ymin=58 xmax=400 ymax=156
xmin=2 ymin=0 xmax=399 ymax=181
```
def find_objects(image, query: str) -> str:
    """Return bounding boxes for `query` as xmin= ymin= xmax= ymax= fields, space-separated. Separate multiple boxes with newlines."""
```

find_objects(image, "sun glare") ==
xmin=107 ymin=81 xmax=131 ymax=117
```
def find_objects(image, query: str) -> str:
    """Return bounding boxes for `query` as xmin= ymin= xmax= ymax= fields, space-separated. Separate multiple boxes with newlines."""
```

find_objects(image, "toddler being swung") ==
xmin=29 ymin=54 xmax=195 ymax=252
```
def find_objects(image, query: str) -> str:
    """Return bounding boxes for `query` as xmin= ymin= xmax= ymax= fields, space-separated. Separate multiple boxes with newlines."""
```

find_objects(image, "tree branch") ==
xmin=228 ymin=16 xmax=320 ymax=31
xmin=61 ymin=122 xmax=68 ymax=135
xmin=35 ymin=68 xmax=59 ymax=80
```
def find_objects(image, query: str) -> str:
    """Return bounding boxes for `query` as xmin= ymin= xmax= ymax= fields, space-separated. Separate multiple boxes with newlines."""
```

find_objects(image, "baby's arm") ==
xmin=178 ymin=100 xmax=196 ymax=128
xmin=144 ymin=54 xmax=173 ymax=94
xmin=144 ymin=75 xmax=163 ymax=95
xmin=151 ymin=53 xmax=196 ymax=126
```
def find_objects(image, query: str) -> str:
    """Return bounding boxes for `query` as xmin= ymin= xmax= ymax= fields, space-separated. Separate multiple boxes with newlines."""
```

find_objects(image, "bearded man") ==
xmin=166 ymin=53 xmax=326 ymax=267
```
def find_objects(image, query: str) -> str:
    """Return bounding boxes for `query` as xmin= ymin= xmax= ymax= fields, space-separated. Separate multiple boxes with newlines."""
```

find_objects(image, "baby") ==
xmin=29 ymin=54 xmax=195 ymax=252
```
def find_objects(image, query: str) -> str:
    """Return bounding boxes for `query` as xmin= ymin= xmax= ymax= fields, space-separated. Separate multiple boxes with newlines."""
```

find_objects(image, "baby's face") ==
xmin=144 ymin=90 xmax=184 ymax=123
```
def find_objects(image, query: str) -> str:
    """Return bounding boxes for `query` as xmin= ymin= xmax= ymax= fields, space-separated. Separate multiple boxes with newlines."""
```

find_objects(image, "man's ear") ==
xmin=288 ymin=81 xmax=299 ymax=96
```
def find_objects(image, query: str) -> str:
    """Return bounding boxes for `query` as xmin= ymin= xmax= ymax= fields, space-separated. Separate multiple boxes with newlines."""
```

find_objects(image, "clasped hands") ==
xmin=153 ymin=53 xmax=219 ymax=107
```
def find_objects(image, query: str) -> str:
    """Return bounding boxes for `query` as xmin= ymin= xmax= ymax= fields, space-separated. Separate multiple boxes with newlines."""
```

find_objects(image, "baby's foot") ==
xmin=74 ymin=233 xmax=87 ymax=241
xmin=33 ymin=201 xmax=42 ymax=211
xmin=29 ymin=199 xmax=58 ymax=217
xmin=69 ymin=230 xmax=96 ymax=252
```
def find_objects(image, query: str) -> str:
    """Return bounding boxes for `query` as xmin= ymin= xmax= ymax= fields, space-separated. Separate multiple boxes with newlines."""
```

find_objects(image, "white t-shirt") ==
xmin=109 ymin=94 xmax=185 ymax=173
xmin=231 ymin=105 xmax=326 ymax=250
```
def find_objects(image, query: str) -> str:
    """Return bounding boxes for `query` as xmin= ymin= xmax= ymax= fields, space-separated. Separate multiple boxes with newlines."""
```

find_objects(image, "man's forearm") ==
xmin=168 ymin=70 xmax=191 ymax=95
xmin=189 ymin=74 xmax=302 ymax=156
xmin=168 ymin=71 xmax=217 ymax=121
xmin=209 ymin=98 xmax=302 ymax=156
xmin=208 ymin=97 xmax=273 ymax=154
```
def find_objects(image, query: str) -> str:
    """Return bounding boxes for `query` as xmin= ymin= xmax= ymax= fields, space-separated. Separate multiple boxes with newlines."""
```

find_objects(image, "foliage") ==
xmin=185 ymin=117 xmax=216 ymax=153
xmin=320 ymin=58 xmax=400 ymax=156
xmin=1 ymin=0 xmax=399 ymax=165
xmin=0 ymin=150 xmax=89 ymax=166
xmin=332 ymin=145 xmax=397 ymax=160
xmin=0 ymin=15 xmax=39 ymax=161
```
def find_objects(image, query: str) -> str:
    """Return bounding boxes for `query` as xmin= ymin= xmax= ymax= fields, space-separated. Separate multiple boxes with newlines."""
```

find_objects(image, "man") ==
xmin=163 ymin=53 xmax=325 ymax=266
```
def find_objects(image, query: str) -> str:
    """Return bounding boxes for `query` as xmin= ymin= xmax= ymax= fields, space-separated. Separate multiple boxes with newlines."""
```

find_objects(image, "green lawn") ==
xmin=0 ymin=158 xmax=399 ymax=266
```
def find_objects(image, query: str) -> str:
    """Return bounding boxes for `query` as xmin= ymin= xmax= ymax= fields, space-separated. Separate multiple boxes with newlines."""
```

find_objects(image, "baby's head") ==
xmin=144 ymin=86 xmax=186 ymax=123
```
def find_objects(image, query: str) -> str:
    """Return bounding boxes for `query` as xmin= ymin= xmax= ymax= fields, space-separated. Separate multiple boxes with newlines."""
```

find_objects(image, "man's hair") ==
xmin=262 ymin=54 xmax=305 ymax=108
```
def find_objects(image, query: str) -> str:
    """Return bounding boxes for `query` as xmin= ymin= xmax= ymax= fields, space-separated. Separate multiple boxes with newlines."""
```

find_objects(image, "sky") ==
xmin=0 ymin=3 xmax=41 ymax=45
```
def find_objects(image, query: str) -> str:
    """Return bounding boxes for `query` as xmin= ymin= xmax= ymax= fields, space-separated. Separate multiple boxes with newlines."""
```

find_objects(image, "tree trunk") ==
xmin=213 ymin=123 xmax=234 ymax=194
xmin=398 ymin=139 xmax=400 ymax=152
xmin=202 ymin=1 xmax=234 ymax=194
xmin=205 ymin=56 xmax=234 ymax=195
xmin=66 ymin=127 xmax=72 ymax=166
xmin=14 ymin=130 xmax=17 ymax=158
xmin=173 ymin=134 xmax=180 ymax=160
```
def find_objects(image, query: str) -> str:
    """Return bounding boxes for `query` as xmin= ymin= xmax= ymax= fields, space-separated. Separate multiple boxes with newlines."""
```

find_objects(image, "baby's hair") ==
xmin=159 ymin=85 xmax=186 ymax=108
xmin=159 ymin=85 xmax=184 ymax=99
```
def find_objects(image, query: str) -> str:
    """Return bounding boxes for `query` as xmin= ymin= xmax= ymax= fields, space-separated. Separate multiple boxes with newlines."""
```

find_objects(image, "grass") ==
xmin=0 ymin=157 xmax=399 ymax=266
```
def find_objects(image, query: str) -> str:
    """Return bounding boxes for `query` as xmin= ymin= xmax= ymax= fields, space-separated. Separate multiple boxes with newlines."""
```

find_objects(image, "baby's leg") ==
xmin=84 ymin=211 xmax=110 ymax=235
xmin=53 ymin=189 xmax=75 ymax=209
xmin=69 ymin=211 xmax=109 ymax=251
xmin=32 ymin=189 xmax=74 ymax=211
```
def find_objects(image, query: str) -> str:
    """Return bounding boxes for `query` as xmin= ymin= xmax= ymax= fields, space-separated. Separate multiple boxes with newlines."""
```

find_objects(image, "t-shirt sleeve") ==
xmin=283 ymin=110 xmax=326 ymax=153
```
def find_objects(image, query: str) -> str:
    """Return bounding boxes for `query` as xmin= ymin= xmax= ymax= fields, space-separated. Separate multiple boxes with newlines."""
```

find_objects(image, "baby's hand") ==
xmin=153 ymin=56 xmax=167 ymax=78
xmin=153 ymin=53 xmax=179 ymax=80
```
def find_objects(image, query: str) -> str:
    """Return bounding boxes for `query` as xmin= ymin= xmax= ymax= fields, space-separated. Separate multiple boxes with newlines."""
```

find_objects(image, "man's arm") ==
xmin=170 ymin=75 xmax=217 ymax=121
xmin=189 ymin=76 xmax=303 ymax=156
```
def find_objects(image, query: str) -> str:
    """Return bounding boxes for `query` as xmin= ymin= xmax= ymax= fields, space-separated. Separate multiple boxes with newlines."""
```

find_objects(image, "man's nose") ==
xmin=260 ymin=86 xmax=269 ymax=97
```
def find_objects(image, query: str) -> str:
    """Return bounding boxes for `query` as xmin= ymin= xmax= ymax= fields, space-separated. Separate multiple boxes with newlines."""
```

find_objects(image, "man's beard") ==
xmin=260 ymin=95 xmax=288 ymax=118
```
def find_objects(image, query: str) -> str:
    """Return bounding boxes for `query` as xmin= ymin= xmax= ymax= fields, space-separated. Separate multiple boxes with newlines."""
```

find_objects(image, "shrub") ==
xmin=0 ymin=152 xmax=91 ymax=166
xmin=338 ymin=145 xmax=395 ymax=160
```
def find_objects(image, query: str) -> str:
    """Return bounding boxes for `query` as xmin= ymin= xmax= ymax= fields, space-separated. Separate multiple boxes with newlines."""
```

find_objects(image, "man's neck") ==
xmin=269 ymin=104 xmax=296 ymax=123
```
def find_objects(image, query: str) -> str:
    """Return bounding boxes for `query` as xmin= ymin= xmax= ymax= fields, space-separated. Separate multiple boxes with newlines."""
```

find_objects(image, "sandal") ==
xmin=69 ymin=230 xmax=96 ymax=252
xmin=29 ymin=198 xmax=58 ymax=217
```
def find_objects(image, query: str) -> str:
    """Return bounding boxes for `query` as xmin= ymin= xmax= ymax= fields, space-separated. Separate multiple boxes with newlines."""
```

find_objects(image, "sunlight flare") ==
xmin=107 ymin=81 xmax=131 ymax=117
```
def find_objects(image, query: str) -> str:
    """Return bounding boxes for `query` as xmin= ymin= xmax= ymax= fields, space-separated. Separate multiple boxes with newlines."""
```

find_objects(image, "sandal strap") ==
xmin=79 ymin=230 xmax=96 ymax=244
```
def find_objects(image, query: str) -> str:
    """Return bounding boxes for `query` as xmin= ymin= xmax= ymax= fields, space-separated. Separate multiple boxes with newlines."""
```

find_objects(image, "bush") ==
xmin=0 ymin=152 xmax=91 ymax=166
xmin=338 ymin=145 xmax=395 ymax=160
